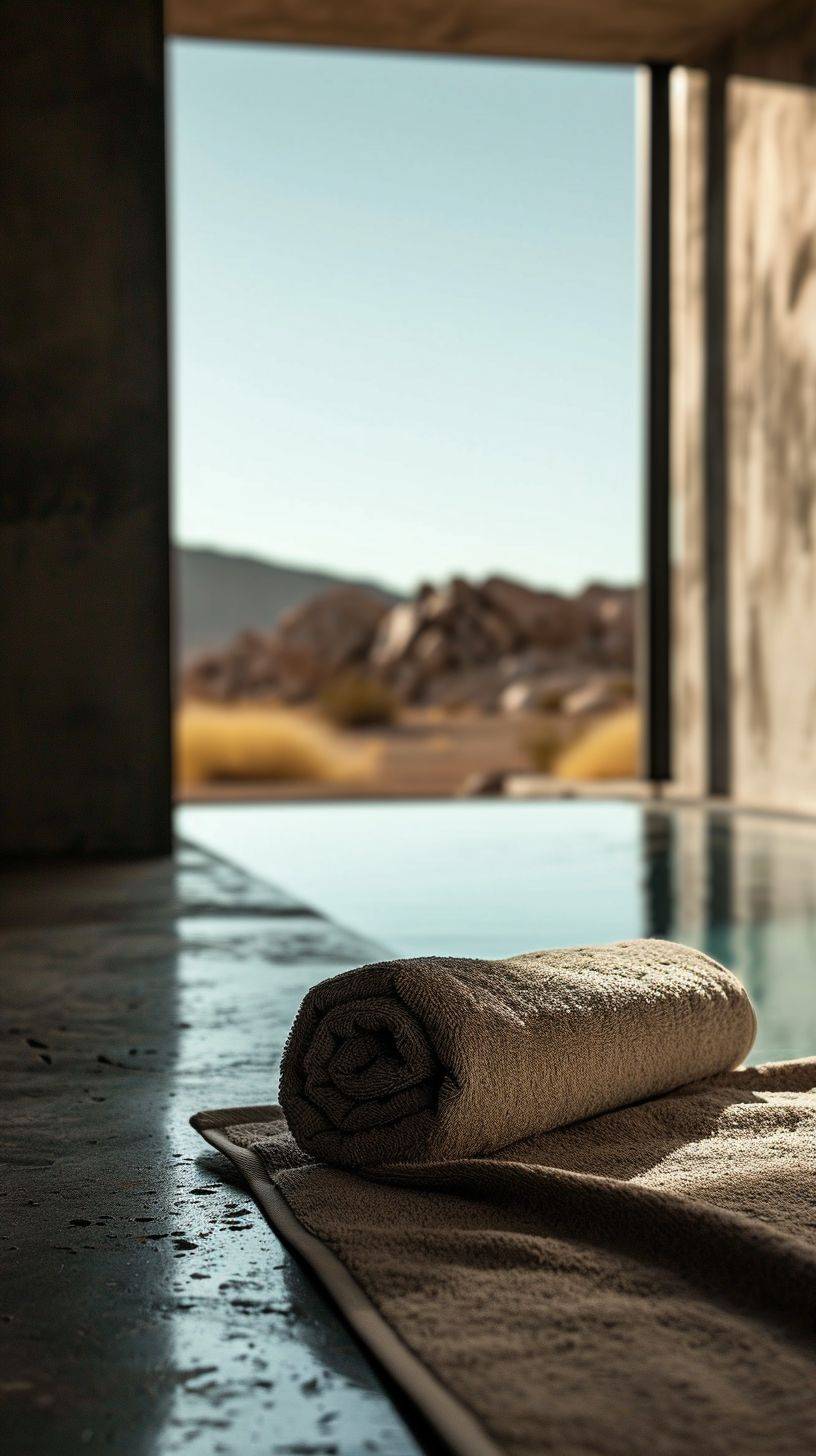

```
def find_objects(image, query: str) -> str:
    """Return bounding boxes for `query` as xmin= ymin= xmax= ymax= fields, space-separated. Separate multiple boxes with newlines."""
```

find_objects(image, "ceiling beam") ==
xmin=165 ymin=0 xmax=785 ymax=70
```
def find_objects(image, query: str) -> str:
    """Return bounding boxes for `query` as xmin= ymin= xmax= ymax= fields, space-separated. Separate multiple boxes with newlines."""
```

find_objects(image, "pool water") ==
xmin=178 ymin=799 xmax=816 ymax=1066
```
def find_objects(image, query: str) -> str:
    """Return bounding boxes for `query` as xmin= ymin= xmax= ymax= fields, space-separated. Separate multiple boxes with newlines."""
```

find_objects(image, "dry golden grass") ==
xmin=175 ymin=703 xmax=377 ymax=788
xmin=553 ymin=705 xmax=641 ymax=781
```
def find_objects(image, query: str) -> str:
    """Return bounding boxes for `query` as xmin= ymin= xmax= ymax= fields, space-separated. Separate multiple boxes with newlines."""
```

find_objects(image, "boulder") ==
xmin=277 ymin=586 xmax=388 ymax=674
xmin=182 ymin=587 xmax=387 ymax=704
xmin=481 ymin=576 xmax=577 ymax=650
xmin=370 ymin=600 xmax=424 ymax=668
xmin=562 ymin=674 xmax=635 ymax=718
xmin=499 ymin=681 xmax=538 ymax=714
xmin=182 ymin=629 xmax=280 ymax=702
xmin=413 ymin=626 xmax=450 ymax=676
xmin=573 ymin=584 xmax=636 ymax=666
xmin=459 ymin=769 xmax=508 ymax=797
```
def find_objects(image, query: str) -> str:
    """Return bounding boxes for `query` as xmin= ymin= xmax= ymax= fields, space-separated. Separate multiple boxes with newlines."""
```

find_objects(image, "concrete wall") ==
xmin=0 ymin=2 xmax=171 ymax=855
xmin=728 ymin=79 xmax=816 ymax=812
xmin=670 ymin=71 xmax=816 ymax=812
xmin=670 ymin=70 xmax=709 ymax=798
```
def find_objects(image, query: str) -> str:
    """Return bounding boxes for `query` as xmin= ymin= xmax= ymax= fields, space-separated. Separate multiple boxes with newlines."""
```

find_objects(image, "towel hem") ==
xmin=193 ymin=1111 xmax=501 ymax=1456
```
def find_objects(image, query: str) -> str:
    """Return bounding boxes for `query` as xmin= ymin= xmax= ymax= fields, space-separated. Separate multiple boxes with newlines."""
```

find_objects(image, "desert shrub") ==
xmin=522 ymin=718 xmax=566 ymax=773
xmin=553 ymin=705 xmax=640 ymax=781
xmin=535 ymin=684 xmax=567 ymax=713
xmin=174 ymin=703 xmax=376 ymax=788
xmin=319 ymin=673 xmax=398 ymax=729
xmin=605 ymin=673 xmax=636 ymax=703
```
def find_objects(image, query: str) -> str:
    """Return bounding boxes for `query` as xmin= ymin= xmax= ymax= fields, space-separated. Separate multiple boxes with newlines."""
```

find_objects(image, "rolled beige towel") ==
xmin=279 ymin=939 xmax=756 ymax=1167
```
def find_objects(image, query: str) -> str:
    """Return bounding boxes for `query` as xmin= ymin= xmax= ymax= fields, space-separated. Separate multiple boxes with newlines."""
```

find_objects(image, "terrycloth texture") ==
xmin=279 ymin=939 xmax=756 ymax=1166
xmin=198 ymin=1059 xmax=816 ymax=1456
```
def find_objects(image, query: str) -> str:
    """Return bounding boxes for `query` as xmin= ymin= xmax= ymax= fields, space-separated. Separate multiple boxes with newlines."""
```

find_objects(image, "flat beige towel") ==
xmin=278 ymin=939 xmax=756 ymax=1166
xmin=195 ymin=1059 xmax=816 ymax=1456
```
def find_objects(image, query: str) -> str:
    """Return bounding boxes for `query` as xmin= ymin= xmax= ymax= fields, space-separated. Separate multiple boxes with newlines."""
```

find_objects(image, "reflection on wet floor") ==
xmin=1 ymin=844 xmax=422 ymax=1456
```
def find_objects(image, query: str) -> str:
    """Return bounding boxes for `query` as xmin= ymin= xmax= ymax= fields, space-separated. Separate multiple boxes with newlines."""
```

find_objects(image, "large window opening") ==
xmin=169 ymin=43 xmax=639 ymax=802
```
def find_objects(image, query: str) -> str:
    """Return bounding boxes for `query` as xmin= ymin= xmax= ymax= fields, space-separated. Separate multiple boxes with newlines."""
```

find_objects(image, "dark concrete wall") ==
xmin=0 ymin=1 xmax=171 ymax=855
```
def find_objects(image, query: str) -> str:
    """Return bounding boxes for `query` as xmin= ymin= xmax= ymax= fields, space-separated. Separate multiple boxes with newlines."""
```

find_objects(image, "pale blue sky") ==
xmin=168 ymin=42 xmax=639 ymax=594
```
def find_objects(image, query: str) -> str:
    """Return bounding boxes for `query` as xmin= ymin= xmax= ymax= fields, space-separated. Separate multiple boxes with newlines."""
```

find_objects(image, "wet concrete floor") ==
xmin=1 ymin=844 xmax=428 ymax=1455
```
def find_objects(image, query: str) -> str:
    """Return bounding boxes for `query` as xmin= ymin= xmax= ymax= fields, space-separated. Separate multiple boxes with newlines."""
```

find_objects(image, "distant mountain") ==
xmin=174 ymin=545 xmax=402 ymax=660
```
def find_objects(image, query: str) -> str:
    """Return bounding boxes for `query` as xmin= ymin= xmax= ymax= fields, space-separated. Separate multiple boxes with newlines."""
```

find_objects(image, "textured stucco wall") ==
xmin=670 ymin=71 xmax=709 ymax=797
xmin=670 ymin=71 xmax=816 ymax=810
xmin=728 ymin=79 xmax=816 ymax=812
xmin=0 ymin=2 xmax=171 ymax=854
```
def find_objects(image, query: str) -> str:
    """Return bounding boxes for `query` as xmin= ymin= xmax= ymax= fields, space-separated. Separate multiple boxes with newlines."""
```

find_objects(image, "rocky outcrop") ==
xmin=182 ymin=574 xmax=635 ymax=712
xmin=368 ymin=576 xmax=634 ymax=709
xmin=183 ymin=587 xmax=389 ymax=704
